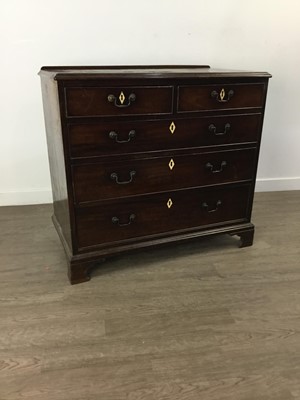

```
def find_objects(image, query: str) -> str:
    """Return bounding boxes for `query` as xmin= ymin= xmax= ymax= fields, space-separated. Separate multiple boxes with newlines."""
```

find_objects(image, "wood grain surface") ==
xmin=0 ymin=191 xmax=299 ymax=399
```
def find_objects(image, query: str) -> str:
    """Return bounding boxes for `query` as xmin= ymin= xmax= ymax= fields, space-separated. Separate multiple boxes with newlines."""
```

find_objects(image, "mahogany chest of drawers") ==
xmin=39 ymin=65 xmax=271 ymax=284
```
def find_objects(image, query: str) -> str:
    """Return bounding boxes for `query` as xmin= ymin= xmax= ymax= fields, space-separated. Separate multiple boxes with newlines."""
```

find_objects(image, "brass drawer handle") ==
xmin=202 ymin=200 xmax=222 ymax=213
xmin=211 ymin=89 xmax=234 ymax=103
xmin=110 ymin=170 xmax=136 ymax=185
xmin=205 ymin=161 xmax=227 ymax=173
xmin=112 ymin=214 xmax=136 ymax=227
xmin=109 ymin=130 xmax=136 ymax=143
xmin=209 ymin=123 xmax=231 ymax=136
xmin=107 ymin=92 xmax=136 ymax=108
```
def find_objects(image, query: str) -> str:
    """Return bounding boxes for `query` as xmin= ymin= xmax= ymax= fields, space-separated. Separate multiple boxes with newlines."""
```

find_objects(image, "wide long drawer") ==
xmin=75 ymin=184 xmax=251 ymax=249
xmin=178 ymin=83 xmax=265 ymax=113
xmin=68 ymin=114 xmax=262 ymax=158
xmin=65 ymin=86 xmax=174 ymax=117
xmin=72 ymin=148 xmax=256 ymax=204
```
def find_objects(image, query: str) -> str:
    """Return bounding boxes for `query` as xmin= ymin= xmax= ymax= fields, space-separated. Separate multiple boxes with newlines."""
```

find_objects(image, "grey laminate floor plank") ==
xmin=0 ymin=191 xmax=300 ymax=399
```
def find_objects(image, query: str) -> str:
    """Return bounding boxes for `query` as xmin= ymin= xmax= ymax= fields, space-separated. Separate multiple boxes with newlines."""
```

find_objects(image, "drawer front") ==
xmin=68 ymin=114 xmax=262 ymax=158
xmin=178 ymin=83 xmax=265 ymax=113
xmin=72 ymin=148 xmax=256 ymax=204
xmin=65 ymin=86 xmax=173 ymax=117
xmin=75 ymin=184 xmax=251 ymax=249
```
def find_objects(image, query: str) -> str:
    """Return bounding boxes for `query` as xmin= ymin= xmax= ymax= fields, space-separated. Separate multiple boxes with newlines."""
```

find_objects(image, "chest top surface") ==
xmin=39 ymin=65 xmax=271 ymax=80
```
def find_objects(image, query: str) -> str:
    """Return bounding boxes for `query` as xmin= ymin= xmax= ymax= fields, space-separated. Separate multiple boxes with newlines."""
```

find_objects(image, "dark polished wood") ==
xmin=236 ymin=227 xmax=255 ymax=247
xmin=65 ymin=86 xmax=174 ymax=117
xmin=68 ymin=258 xmax=105 ymax=284
xmin=75 ymin=184 xmax=251 ymax=250
xmin=68 ymin=260 xmax=93 ymax=284
xmin=178 ymin=83 xmax=265 ymax=112
xmin=39 ymin=65 xmax=271 ymax=284
xmin=68 ymin=113 xmax=262 ymax=159
xmin=72 ymin=148 xmax=256 ymax=204
xmin=39 ymin=65 xmax=271 ymax=80
xmin=40 ymin=76 xmax=73 ymax=251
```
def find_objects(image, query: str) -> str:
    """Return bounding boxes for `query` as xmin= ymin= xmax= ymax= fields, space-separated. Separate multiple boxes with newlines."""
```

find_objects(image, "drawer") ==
xmin=65 ymin=86 xmax=173 ymax=117
xmin=75 ymin=184 xmax=251 ymax=249
xmin=68 ymin=114 xmax=262 ymax=158
xmin=178 ymin=83 xmax=265 ymax=113
xmin=72 ymin=148 xmax=256 ymax=204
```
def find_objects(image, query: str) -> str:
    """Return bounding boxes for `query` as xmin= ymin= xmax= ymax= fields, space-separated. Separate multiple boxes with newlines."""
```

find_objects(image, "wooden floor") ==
xmin=1 ymin=191 xmax=300 ymax=400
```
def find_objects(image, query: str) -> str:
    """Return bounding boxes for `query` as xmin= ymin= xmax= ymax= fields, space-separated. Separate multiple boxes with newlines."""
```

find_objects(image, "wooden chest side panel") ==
xmin=40 ymin=76 xmax=73 ymax=252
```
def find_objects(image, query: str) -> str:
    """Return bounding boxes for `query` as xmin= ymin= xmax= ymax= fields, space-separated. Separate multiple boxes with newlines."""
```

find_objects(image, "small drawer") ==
xmin=65 ymin=86 xmax=174 ymax=117
xmin=178 ymin=83 xmax=265 ymax=113
xmin=72 ymin=148 xmax=256 ymax=204
xmin=68 ymin=114 xmax=262 ymax=158
xmin=75 ymin=184 xmax=251 ymax=249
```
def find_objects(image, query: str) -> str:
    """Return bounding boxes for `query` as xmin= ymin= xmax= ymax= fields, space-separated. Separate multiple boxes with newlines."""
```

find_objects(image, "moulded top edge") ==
xmin=38 ymin=65 xmax=272 ymax=80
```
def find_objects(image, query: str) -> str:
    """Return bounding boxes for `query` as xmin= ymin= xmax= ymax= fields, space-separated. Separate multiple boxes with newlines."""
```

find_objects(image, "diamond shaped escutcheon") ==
xmin=119 ymin=91 xmax=125 ymax=104
xmin=220 ymin=88 xmax=225 ymax=101
xmin=169 ymin=158 xmax=175 ymax=171
xmin=169 ymin=122 xmax=176 ymax=134
xmin=167 ymin=198 xmax=173 ymax=209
